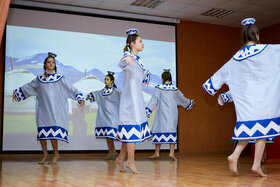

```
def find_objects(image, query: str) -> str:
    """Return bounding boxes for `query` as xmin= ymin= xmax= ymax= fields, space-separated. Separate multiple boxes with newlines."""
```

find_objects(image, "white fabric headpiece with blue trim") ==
xmin=48 ymin=52 xmax=57 ymax=58
xmin=241 ymin=18 xmax=256 ymax=26
xmin=163 ymin=68 xmax=170 ymax=72
xmin=126 ymin=28 xmax=138 ymax=35
xmin=107 ymin=71 xmax=115 ymax=75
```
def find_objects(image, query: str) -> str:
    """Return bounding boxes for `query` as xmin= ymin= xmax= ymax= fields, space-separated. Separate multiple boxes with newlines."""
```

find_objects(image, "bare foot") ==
xmin=149 ymin=154 xmax=159 ymax=159
xmin=228 ymin=155 xmax=239 ymax=175
xmin=38 ymin=154 xmax=48 ymax=164
xmin=169 ymin=154 xmax=177 ymax=161
xmin=126 ymin=161 xmax=141 ymax=174
xmin=116 ymin=157 xmax=126 ymax=172
xmin=252 ymin=166 xmax=267 ymax=177
xmin=49 ymin=153 xmax=60 ymax=164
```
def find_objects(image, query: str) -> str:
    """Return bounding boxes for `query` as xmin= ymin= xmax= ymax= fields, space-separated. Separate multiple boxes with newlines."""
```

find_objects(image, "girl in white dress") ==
xmin=203 ymin=18 xmax=280 ymax=176
xmin=86 ymin=72 xmax=120 ymax=160
xmin=13 ymin=52 xmax=84 ymax=164
xmin=146 ymin=69 xmax=193 ymax=160
xmin=115 ymin=28 xmax=151 ymax=174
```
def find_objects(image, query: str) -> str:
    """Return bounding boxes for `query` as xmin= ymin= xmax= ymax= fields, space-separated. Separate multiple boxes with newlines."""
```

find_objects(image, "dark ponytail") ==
xmin=123 ymin=34 xmax=139 ymax=52
xmin=242 ymin=24 xmax=259 ymax=46
xmin=162 ymin=71 xmax=172 ymax=84
xmin=106 ymin=74 xmax=117 ymax=88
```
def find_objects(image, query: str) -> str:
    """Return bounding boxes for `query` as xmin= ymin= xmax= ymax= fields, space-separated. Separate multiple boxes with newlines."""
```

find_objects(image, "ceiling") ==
xmin=11 ymin=0 xmax=280 ymax=28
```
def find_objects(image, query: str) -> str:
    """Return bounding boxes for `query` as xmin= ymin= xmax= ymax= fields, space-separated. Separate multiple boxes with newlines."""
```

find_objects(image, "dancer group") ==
xmin=13 ymin=17 xmax=280 ymax=177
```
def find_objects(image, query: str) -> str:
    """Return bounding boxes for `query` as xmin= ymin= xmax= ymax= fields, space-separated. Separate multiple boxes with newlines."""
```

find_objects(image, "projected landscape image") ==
xmin=3 ymin=25 xmax=176 ymax=151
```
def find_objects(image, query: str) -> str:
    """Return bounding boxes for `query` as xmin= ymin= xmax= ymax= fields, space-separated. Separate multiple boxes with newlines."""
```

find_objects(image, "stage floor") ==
xmin=1 ymin=153 xmax=280 ymax=186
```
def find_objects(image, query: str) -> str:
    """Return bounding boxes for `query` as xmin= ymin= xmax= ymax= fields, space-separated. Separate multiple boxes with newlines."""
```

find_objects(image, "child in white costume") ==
xmin=203 ymin=18 xmax=280 ymax=176
xmin=115 ymin=28 xmax=151 ymax=174
xmin=13 ymin=52 xmax=84 ymax=164
xmin=146 ymin=69 xmax=194 ymax=160
xmin=86 ymin=72 xmax=120 ymax=160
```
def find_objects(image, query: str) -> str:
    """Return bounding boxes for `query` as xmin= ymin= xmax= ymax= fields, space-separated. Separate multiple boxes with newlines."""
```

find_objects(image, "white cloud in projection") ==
xmin=6 ymin=25 xmax=176 ymax=77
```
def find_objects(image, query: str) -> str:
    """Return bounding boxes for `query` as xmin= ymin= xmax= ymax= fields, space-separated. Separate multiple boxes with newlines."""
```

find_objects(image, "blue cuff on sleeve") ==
xmin=143 ymin=71 xmax=151 ymax=84
xmin=186 ymin=99 xmax=194 ymax=110
xmin=13 ymin=88 xmax=26 ymax=102
xmin=86 ymin=93 xmax=95 ymax=103
xmin=202 ymin=78 xmax=217 ymax=96
xmin=218 ymin=92 xmax=232 ymax=106
xmin=76 ymin=93 xmax=84 ymax=103
xmin=145 ymin=107 xmax=152 ymax=118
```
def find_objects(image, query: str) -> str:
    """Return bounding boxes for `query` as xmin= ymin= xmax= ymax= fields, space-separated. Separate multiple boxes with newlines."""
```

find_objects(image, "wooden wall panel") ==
xmin=177 ymin=20 xmax=241 ymax=153
xmin=260 ymin=23 xmax=280 ymax=44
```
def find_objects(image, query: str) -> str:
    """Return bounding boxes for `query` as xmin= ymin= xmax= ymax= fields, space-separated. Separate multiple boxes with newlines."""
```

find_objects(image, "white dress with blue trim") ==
xmin=13 ymin=73 xmax=84 ymax=143
xmin=146 ymin=84 xmax=193 ymax=144
xmin=87 ymin=87 xmax=120 ymax=139
xmin=218 ymin=91 xmax=274 ymax=144
xmin=203 ymin=44 xmax=280 ymax=141
xmin=117 ymin=52 xmax=151 ymax=142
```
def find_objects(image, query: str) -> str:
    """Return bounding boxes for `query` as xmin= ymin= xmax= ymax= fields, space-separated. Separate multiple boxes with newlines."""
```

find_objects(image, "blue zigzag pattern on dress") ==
xmin=218 ymin=92 xmax=233 ymax=106
xmin=145 ymin=107 xmax=152 ymax=118
xmin=38 ymin=74 xmax=63 ymax=83
xmin=102 ymin=87 xmax=115 ymax=96
xmin=14 ymin=87 xmax=26 ymax=102
xmin=76 ymin=93 xmax=84 ymax=101
xmin=232 ymin=44 xmax=268 ymax=61
xmin=186 ymin=99 xmax=194 ymax=110
xmin=156 ymin=84 xmax=178 ymax=91
xmin=220 ymin=92 xmax=232 ymax=103
xmin=143 ymin=71 xmax=151 ymax=84
xmin=232 ymin=117 xmax=280 ymax=141
xmin=152 ymin=132 xmax=177 ymax=144
xmin=37 ymin=126 xmax=68 ymax=142
xmin=122 ymin=52 xmax=145 ymax=70
xmin=202 ymin=78 xmax=217 ymax=96
xmin=87 ymin=92 xmax=95 ymax=102
xmin=117 ymin=122 xmax=151 ymax=143
xmin=95 ymin=127 xmax=117 ymax=139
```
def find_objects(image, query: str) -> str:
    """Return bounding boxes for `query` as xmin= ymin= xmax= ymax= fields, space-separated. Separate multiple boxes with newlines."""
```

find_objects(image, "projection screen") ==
xmin=3 ymin=7 xmax=177 ymax=151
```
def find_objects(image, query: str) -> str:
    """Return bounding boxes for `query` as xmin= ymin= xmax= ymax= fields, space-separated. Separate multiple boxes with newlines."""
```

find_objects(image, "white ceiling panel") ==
xmin=217 ymin=1 xmax=248 ymax=11
xmin=10 ymin=0 xmax=280 ymax=28
xmin=166 ymin=0 xmax=197 ymax=4
xmin=180 ymin=5 xmax=210 ymax=14
xmin=170 ymin=11 xmax=196 ymax=20
xmin=193 ymin=0 xmax=228 ymax=7
xmin=255 ymin=0 xmax=280 ymax=8
xmin=70 ymin=0 xmax=103 ymax=8
xmin=156 ymin=1 xmax=188 ymax=11
xmin=97 ymin=1 xmax=129 ymax=11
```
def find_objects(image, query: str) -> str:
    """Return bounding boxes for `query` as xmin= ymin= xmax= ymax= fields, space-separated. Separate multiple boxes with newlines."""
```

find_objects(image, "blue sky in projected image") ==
xmin=6 ymin=25 xmax=176 ymax=78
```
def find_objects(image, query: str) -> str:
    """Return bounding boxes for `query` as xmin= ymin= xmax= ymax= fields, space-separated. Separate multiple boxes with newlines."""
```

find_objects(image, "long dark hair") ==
xmin=162 ymin=71 xmax=172 ymax=84
xmin=123 ymin=34 xmax=139 ymax=52
xmin=106 ymin=74 xmax=117 ymax=88
xmin=43 ymin=56 xmax=57 ymax=78
xmin=242 ymin=24 xmax=259 ymax=46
